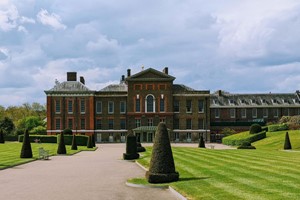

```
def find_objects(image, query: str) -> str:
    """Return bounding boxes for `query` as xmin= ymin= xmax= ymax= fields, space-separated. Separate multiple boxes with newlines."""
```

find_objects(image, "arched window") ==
xmin=145 ymin=94 xmax=155 ymax=113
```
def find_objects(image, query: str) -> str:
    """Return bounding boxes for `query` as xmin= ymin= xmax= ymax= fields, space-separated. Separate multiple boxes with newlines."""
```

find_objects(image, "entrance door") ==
xmin=147 ymin=132 xmax=153 ymax=142
xmin=97 ymin=133 xmax=102 ymax=143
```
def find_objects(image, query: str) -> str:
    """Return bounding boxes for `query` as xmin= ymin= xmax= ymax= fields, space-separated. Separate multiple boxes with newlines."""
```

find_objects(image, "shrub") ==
xmin=146 ymin=122 xmax=179 ymax=183
xmin=237 ymin=142 xmax=256 ymax=149
xmin=284 ymin=132 xmax=292 ymax=150
xmin=198 ymin=135 xmax=205 ymax=148
xmin=63 ymin=128 xmax=73 ymax=135
xmin=87 ymin=135 xmax=93 ymax=148
xmin=249 ymin=124 xmax=262 ymax=134
xmin=71 ymin=134 xmax=77 ymax=150
xmin=123 ymin=132 xmax=139 ymax=160
xmin=30 ymin=126 xmax=47 ymax=135
xmin=268 ymin=124 xmax=288 ymax=132
xmin=19 ymin=135 xmax=57 ymax=143
xmin=57 ymin=133 xmax=66 ymax=154
xmin=220 ymin=127 xmax=236 ymax=136
xmin=20 ymin=130 xmax=33 ymax=158
xmin=0 ymin=130 xmax=5 ymax=143
xmin=222 ymin=131 xmax=266 ymax=146
xmin=58 ymin=135 xmax=88 ymax=146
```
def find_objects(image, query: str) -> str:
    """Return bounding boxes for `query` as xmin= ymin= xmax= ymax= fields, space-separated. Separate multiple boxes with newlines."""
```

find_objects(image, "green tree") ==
xmin=0 ymin=117 xmax=15 ymax=135
xmin=30 ymin=126 xmax=47 ymax=135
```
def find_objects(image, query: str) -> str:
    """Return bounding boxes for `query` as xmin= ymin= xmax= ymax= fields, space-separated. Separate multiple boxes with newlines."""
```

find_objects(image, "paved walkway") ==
xmin=0 ymin=144 xmax=182 ymax=200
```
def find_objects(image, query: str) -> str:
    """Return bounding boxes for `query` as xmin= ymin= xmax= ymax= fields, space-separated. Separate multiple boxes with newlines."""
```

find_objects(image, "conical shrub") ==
xmin=87 ymin=135 xmax=93 ymax=148
xmin=136 ymin=135 xmax=146 ymax=152
xmin=123 ymin=132 xmax=139 ymax=160
xmin=284 ymin=132 xmax=292 ymax=150
xmin=0 ymin=129 xmax=5 ymax=143
xmin=71 ymin=134 xmax=77 ymax=150
xmin=146 ymin=122 xmax=179 ymax=183
xmin=92 ymin=134 xmax=96 ymax=147
xmin=20 ymin=129 xmax=32 ymax=158
xmin=57 ymin=132 xmax=67 ymax=154
xmin=198 ymin=135 xmax=205 ymax=148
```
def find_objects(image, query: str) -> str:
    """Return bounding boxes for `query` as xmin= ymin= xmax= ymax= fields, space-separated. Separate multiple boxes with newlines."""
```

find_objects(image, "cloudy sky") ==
xmin=1 ymin=0 xmax=300 ymax=107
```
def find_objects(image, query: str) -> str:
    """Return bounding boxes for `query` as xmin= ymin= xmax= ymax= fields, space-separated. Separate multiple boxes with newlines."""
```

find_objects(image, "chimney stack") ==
xmin=218 ymin=90 xmax=222 ymax=96
xmin=127 ymin=69 xmax=131 ymax=77
xmin=67 ymin=72 xmax=77 ymax=81
xmin=80 ymin=76 xmax=85 ymax=85
xmin=163 ymin=67 xmax=168 ymax=75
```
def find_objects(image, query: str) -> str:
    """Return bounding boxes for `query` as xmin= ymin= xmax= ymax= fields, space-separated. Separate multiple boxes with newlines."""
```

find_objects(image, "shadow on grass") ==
xmin=179 ymin=177 xmax=210 ymax=182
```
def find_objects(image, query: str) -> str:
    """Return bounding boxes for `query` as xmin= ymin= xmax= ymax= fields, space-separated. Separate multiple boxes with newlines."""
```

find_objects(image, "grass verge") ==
xmin=0 ymin=142 xmax=97 ymax=170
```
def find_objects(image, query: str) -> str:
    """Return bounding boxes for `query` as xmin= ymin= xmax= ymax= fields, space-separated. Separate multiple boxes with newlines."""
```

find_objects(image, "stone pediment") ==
xmin=48 ymin=81 xmax=91 ymax=92
xmin=127 ymin=68 xmax=175 ymax=82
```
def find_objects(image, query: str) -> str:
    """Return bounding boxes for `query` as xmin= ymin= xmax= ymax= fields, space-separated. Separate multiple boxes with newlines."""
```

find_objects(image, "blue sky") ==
xmin=1 ymin=0 xmax=300 ymax=107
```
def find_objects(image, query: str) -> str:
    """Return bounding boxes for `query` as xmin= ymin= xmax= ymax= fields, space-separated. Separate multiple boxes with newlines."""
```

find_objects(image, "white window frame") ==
xmin=108 ymin=101 xmax=114 ymax=114
xmin=145 ymin=94 xmax=155 ymax=113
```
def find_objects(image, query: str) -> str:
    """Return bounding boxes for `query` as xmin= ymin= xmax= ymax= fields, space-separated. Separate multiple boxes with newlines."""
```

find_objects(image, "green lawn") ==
xmin=0 ymin=142 xmax=96 ymax=169
xmin=136 ymin=147 xmax=300 ymax=200
xmin=254 ymin=130 xmax=300 ymax=150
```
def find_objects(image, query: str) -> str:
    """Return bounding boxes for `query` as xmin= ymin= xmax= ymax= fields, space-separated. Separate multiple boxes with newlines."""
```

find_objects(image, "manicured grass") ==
xmin=254 ymin=130 xmax=300 ymax=150
xmin=0 ymin=142 xmax=96 ymax=169
xmin=136 ymin=147 xmax=300 ymax=200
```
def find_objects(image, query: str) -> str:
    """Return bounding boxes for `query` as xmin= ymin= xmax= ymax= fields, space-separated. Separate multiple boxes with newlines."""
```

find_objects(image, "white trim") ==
xmin=172 ymin=129 xmax=210 ymax=133
xmin=94 ymin=130 xmax=128 ymax=133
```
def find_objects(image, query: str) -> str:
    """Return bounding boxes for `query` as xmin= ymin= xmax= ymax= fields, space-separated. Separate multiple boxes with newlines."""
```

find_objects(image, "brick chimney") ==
xmin=127 ymin=69 xmax=131 ymax=77
xmin=67 ymin=72 xmax=77 ymax=81
xmin=163 ymin=67 xmax=168 ymax=75
xmin=80 ymin=76 xmax=85 ymax=85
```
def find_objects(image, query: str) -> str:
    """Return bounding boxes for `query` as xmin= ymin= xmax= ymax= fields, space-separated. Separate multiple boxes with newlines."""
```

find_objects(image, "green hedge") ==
xmin=18 ymin=135 xmax=57 ymax=143
xmin=18 ymin=135 xmax=89 ymax=146
xmin=268 ymin=124 xmax=288 ymax=132
xmin=222 ymin=131 xmax=266 ymax=146
xmin=57 ymin=135 xmax=89 ymax=146
xmin=4 ymin=135 xmax=18 ymax=141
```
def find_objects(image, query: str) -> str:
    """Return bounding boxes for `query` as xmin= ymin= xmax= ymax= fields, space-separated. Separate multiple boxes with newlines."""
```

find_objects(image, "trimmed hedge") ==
xmin=57 ymin=135 xmax=89 ymax=146
xmin=222 ymin=131 xmax=266 ymax=146
xmin=19 ymin=135 xmax=57 ymax=143
xmin=237 ymin=141 xmax=256 ymax=149
xmin=18 ymin=135 xmax=89 ymax=146
xmin=250 ymin=124 xmax=262 ymax=134
xmin=268 ymin=124 xmax=288 ymax=132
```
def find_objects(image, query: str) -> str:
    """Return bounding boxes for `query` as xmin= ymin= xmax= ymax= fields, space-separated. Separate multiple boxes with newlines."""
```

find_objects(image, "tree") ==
xmin=146 ymin=122 xmax=179 ymax=183
xmin=57 ymin=133 xmax=67 ymax=154
xmin=0 ymin=117 xmax=15 ymax=135
xmin=17 ymin=116 xmax=44 ymax=134
xmin=284 ymin=132 xmax=292 ymax=150
xmin=20 ymin=130 xmax=33 ymax=158
xmin=30 ymin=126 xmax=47 ymax=135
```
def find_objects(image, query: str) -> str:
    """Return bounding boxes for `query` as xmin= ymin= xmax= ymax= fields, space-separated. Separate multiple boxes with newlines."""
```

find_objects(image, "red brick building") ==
xmin=45 ymin=68 xmax=210 ymax=142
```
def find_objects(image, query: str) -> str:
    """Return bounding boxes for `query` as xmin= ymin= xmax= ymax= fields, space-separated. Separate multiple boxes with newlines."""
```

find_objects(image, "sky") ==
xmin=1 ymin=0 xmax=300 ymax=107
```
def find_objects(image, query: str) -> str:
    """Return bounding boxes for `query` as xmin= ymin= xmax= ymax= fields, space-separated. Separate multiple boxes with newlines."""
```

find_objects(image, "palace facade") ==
xmin=45 ymin=67 xmax=300 ymax=143
xmin=45 ymin=68 xmax=210 ymax=143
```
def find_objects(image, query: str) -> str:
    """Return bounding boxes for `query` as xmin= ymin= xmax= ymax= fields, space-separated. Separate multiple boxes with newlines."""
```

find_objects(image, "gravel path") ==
xmin=0 ymin=144 xmax=182 ymax=200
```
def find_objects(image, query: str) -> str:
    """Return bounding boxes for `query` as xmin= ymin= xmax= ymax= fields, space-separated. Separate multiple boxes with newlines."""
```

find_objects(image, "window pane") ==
xmin=174 ymin=118 xmax=179 ymax=129
xmin=55 ymin=118 xmax=60 ymax=130
xmin=108 ymin=102 xmax=114 ymax=114
xmin=68 ymin=118 xmax=73 ymax=129
xmin=55 ymin=100 xmax=61 ymax=113
xmin=186 ymin=100 xmax=192 ymax=112
xmin=80 ymin=99 xmax=85 ymax=113
xmin=186 ymin=119 xmax=192 ymax=129
xmin=120 ymin=101 xmax=126 ymax=113
xmin=160 ymin=98 xmax=165 ymax=112
xmin=198 ymin=119 xmax=204 ymax=129
xmin=81 ymin=118 xmax=85 ymax=129
xmin=174 ymin=100 xmax=179 ymax=112
xmin=198 ymin=100 xmax=204 ymax=113
xmin=136 ymin=99 xmax=140 ymax=112
xmin=96 ymin=101 xmax=102 ymax=114
xmin=68 ymin=100 xmax=73 ymax=113
xmin=108 ymin=119 xmax=114 ymax=129
xmin=146 ymin=95 xmax=154 ymax=112
xmin=96 ymin=119 xmax=102 ymax=129
xmin=120 ymin=119 xmax=126 ymax=129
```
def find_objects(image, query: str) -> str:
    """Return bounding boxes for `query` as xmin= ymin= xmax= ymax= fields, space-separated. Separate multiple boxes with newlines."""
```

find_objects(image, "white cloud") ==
xmin=18 ymin=25 xmax=28 ymax=33
xmin=86 ymin=35 xmax=119 ymax=52
xmin=20 ymin=16 xmax=35 ymax=24
xmin=37 ymin=9 xmax=66 ymax=30
xmin=0 ymin=4 xmax=19 ymax=31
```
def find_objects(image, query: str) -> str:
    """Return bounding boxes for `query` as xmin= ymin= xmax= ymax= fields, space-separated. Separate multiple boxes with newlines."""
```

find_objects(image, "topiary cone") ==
xmin=146 ymin=122 xmax=179 ymax=183
xmin=0 ymin=129 xmax=5 ymax=143
xmin=123 ymin=132 xmax=139 ymax=160
xmin=92 ymin=134 xmax=96 ymax=147
xmin=87 ymin=135 xmax=93 ymax=148
xmin=198 ymin=135 xmax=205 ymax=148
xmin=20 ymin=129 xmax=32 ymax=158
xmin=284 ymin=132 xmax=292 ymax=150
xmin=136 ymin=135 xmax=146 ymax=152
xmin=71 ymin=134 xmax=77 ymax=150
xmin=57 ymin=132 xmax=67 ymax=154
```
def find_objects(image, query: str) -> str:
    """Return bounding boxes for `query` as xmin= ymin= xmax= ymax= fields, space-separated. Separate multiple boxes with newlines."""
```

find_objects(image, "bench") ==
xmin=38 ymin=147 xmax=49 ymax=160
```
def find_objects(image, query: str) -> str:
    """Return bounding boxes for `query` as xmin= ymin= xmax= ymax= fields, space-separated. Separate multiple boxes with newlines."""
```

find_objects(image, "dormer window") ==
xmin=229 ymin=99 xmax=234 ymax=105
xmin=272 ymin=99 xmax=277 ymax=104
xmin=261 ymin=99 xmax=267 ymax=104
xmin=240 ymin=99 xmax=246 ymax=104
xmin=283 ymin=99 xmax=289 ymax=104
xmin=251 ymin=99 xmax=256 ymax=104
xmin=293 ymin=99 xmax=300 ymax=104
